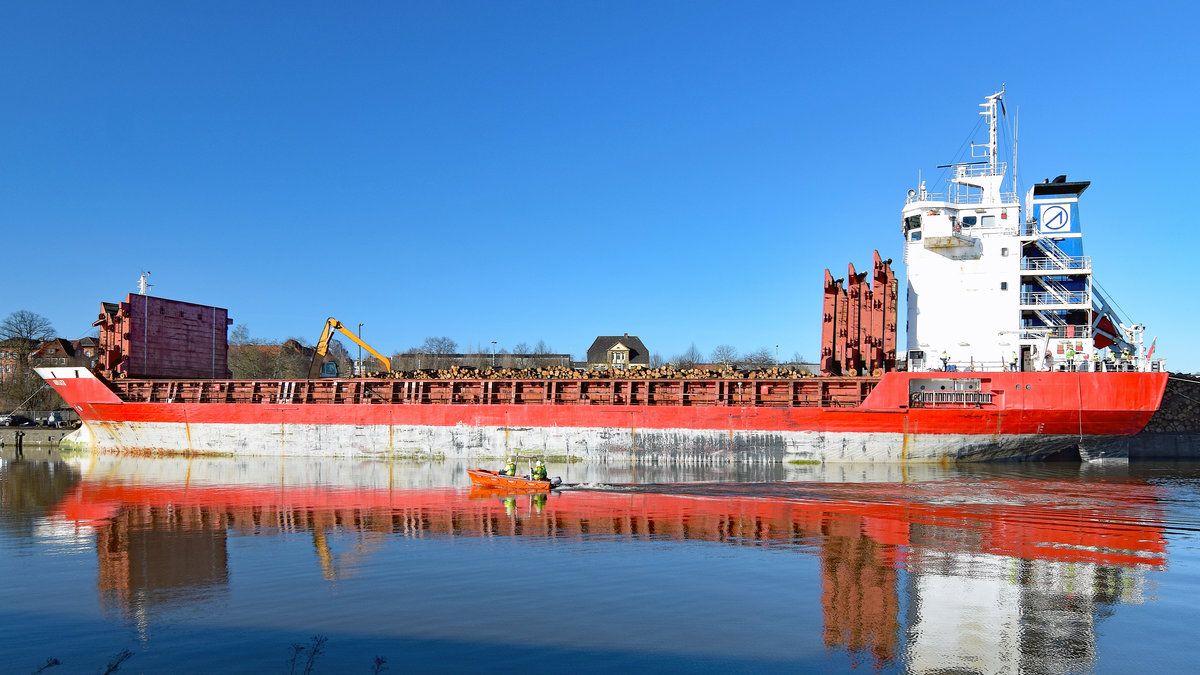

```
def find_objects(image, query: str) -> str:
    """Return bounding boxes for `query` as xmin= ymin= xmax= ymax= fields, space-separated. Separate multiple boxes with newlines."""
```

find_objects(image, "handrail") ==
xmin=906 ymin=190 xmax=1019 ymax=206
xmin=1022 ymin=256 xmax=1091 ymax=271
xmin=1021 ymin=291 xmax=1089 ymax=306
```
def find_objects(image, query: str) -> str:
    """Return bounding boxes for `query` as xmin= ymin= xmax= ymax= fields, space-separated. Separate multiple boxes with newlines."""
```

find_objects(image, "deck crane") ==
xmin=307 ymin=318 xmax=392 ymax=379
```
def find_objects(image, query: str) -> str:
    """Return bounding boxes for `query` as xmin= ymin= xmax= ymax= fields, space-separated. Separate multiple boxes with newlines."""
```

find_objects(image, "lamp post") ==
xmin=775 ymin=344 xmax=779 ymax=364
xmin=491 ymin=341 xmax=497 ymax=367
xmin=357 ymin=323 xmax=364 ymax=376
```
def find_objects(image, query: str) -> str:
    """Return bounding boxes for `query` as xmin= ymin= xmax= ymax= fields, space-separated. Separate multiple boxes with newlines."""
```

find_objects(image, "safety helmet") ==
xmin=536 ymin=460 xmax=545 ymax=466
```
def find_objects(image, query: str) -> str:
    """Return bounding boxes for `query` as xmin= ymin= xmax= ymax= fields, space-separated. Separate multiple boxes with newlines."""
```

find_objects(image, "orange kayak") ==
xmin=468 ymin=469 xmax=558 ymax=491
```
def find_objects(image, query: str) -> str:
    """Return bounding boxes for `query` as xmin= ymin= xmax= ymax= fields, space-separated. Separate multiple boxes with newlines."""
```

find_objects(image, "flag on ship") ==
xmin=1148 ymin=337 xmax=1157 ymax=358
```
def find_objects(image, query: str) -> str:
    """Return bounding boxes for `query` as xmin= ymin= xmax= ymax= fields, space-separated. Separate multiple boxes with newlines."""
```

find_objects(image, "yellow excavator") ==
xmin=307 ymin=317 xmax=392 ymax=379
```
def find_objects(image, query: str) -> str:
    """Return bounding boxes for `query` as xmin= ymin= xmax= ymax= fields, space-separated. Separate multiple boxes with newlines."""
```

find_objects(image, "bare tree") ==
xmin=533 ymin=339 xmax=551 ymax=355
xmin=229 ymin=323 xmax=265 ymax=346
xmin=326 ymin=339 xmax=353 ymax=375
xmin=710 ymin=344 xmax=738 ymax=364
xmin=650 ymin=352 xmax=665 ymax=368
xmin=790 ymin=351 xmax=808 ymax=364
xmin=228 ymin=324 xmax=279 ymax=378
xmin=421 ymin=336 xmax=457 ymax=355
xmin=0 ymin=310 xmax=55 ymax=366
xmin=744 ymin=347 xmax=775 ymax=365
xmin=513 ymin=342 xmax=531 ymax=355
xmin=417 ymin=336 xmax=457 ymax=370
xmin=674 ymin=343 xmax=704 ymax=368
xmin=0 ymin=310 xmax=58 ymax=408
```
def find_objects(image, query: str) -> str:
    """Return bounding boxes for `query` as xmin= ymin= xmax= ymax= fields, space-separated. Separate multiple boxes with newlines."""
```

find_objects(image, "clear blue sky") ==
xmin=3 ymin=2 xmax=1198 ymax=371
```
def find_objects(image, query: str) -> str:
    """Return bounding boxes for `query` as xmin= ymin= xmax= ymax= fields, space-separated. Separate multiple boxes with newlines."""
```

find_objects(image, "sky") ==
xmin=3 ymin=2 xmax=1199 ymax=371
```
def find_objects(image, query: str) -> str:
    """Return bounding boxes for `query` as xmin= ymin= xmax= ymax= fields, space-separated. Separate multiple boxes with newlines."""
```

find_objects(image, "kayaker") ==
xmin=502 ymin=457 xmax=517 ymax=476
xmin=532 ymin=460 xmax=548 ymax=481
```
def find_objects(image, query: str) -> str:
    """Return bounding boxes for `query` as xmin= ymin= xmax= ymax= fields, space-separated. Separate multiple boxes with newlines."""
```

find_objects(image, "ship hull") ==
xmin=38 ymin=367 xmax=1168 ymax=463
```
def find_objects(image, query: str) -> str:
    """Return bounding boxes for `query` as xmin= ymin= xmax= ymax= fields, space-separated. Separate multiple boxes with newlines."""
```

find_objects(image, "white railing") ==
xmin=906 ymin=190 xmax=1019 ymax=206
xmin=957 ymin=162 xmax=1008 ymax=178
xmin=1022 ymin=256 xmax=1091 ymax=271
xmin=1021 ymin=291 xmax=1089 ymax=306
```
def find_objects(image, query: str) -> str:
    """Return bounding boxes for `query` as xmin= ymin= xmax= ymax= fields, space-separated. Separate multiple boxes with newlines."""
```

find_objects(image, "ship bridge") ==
xmin=901 ymin=91 xmax=1162 ymax=373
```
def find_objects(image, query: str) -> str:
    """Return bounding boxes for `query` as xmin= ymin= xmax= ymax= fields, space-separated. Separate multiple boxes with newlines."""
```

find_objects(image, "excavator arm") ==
xmin=307 ymin=318 xmax=392 ymax=379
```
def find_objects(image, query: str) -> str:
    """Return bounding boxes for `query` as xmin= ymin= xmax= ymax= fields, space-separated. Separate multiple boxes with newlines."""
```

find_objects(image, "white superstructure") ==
xmin=901 ymin=90 xmax=1158 ymax=373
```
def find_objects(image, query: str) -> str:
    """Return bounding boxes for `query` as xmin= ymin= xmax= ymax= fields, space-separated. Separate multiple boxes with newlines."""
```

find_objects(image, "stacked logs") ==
xmin=1143 ymin=374 xmax=1200 ymax=433
xmin=357 ymin=364 xmax=815 ymax=381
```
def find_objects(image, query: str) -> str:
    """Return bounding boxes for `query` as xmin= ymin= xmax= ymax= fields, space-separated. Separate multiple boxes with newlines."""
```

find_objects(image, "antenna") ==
xmin=1012 ymin=107 xmax=1019 ymax=205
xmin=137 ymin=271 xmax=152 ymax=295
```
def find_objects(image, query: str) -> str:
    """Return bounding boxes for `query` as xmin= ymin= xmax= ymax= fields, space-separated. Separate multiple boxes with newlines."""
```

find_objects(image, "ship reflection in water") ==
xmin=4 ymin=454 xmax=1189 ymax=673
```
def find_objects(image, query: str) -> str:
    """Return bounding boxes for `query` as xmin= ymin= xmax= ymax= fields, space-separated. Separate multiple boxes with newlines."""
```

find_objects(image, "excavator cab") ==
xmin=319 ymin=361 xmax=339 ymax=378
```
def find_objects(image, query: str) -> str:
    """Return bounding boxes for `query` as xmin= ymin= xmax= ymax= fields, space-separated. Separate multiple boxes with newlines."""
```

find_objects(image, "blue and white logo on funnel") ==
xmin=1039 ymin=205 xmax=1071 ymax=233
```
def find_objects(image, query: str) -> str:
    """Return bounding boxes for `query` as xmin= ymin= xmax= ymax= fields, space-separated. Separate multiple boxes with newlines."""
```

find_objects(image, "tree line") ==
xmin=0 ymin=310 xmax=62 ymax=410
xmin=227 ymin=330 xmax=565 ymax=378
xmin=2 ymin=310 xmax=810 ymax=404
xmin=666 ymin=343 xmax=807 ymax=369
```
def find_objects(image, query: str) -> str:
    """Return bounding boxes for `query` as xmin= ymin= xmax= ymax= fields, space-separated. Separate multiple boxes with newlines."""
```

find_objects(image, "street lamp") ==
xmin=775 ymin=344 xmax=779 ymax=364
xmin=357 ymin=323 xmax=364 ymax=376
xmin=491 ymin=341 xmax=497 ymax=367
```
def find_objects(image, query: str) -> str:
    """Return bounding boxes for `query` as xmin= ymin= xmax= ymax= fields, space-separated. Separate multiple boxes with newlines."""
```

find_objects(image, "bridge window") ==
xmin=910 ymin=230 xmax=922 ymax=241
xmin=962 ymin=216 xmax=977 ymax=226
xmin=1001 ymin=282 xmax=1008 ymax=290
xmin=981 ymin=215 xmax=996 ymax=227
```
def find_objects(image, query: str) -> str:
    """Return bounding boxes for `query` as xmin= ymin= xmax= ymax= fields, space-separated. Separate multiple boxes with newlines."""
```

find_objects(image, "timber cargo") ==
xmin=37 ymin=90 xmax=1170 ymax=462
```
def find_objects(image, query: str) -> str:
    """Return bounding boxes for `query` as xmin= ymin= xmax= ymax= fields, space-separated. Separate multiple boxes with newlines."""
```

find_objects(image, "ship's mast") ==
xmin=975 ymin=88 xmax=1003 ymax=176
xmin=951 ymin=88 xmax=1007 ymax=203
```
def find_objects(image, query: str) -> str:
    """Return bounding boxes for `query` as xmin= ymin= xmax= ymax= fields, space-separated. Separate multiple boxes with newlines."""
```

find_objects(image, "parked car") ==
xmin=0 ymin=414 xmax=36 ymax=427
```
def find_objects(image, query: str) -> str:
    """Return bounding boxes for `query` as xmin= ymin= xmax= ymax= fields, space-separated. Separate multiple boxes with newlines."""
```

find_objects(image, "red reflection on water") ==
xmin=52 ymin=477 xmax=1167 ymax=567
xmin=47 ymin=476 xmax=1167 ymax=670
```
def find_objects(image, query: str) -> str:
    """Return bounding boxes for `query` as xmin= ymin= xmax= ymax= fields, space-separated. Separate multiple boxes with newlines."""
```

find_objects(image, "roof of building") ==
xmin=586 ymin=334 xmax=650 ymax=365
xmin=31 ymin=337 xmax=75 ymax=358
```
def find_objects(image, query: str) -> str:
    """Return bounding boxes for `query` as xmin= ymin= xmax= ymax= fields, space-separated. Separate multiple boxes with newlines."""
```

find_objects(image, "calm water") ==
xmin=2 ymin=451 xmax=1199 ymax=674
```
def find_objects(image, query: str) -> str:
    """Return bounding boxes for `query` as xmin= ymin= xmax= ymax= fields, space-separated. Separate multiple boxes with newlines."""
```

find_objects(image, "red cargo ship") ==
xmin=36 ymin=90 xmax=1168 ymax=462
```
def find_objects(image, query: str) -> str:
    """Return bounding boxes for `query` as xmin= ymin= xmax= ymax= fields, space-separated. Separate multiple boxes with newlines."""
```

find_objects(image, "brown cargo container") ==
xmin=94 ymin=295 xmax=232 ymax=379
